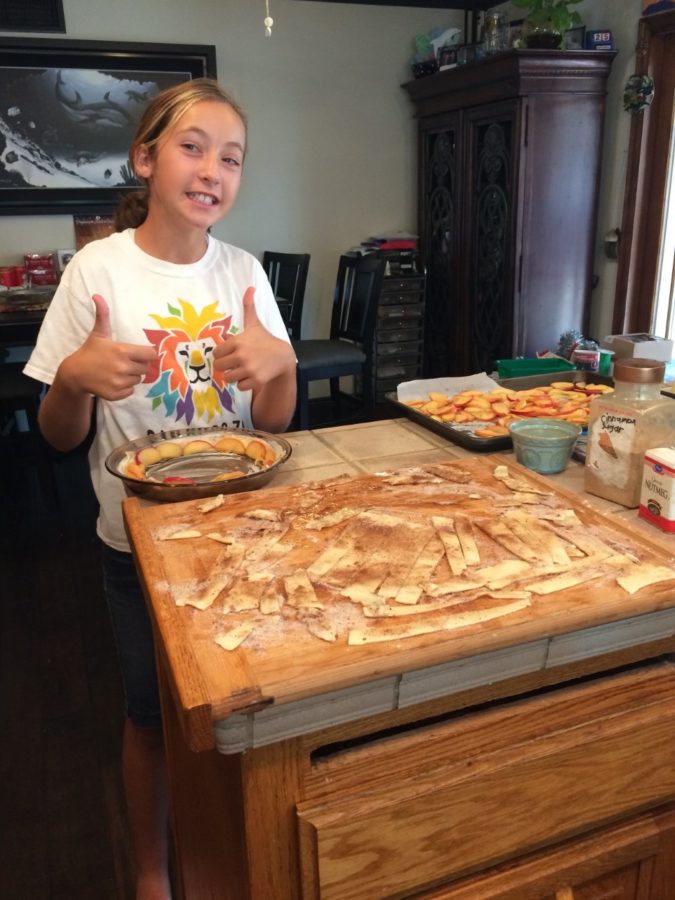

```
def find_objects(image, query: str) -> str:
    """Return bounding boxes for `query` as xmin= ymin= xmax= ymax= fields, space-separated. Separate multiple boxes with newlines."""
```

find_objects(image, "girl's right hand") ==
xmin=60 ymin=294 xmax=157 ymax=400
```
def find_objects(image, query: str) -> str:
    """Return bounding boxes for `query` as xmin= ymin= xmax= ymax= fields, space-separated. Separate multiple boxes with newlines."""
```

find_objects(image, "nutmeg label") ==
xmin=639 ymin=448 xmax=675 ymax=532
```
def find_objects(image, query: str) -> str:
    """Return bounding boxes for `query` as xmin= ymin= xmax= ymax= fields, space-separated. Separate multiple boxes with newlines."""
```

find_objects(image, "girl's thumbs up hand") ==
xmin=242 ymin=286 xmax=261 ymax=329
xmin=59 ymin=294 xmax=157 ymax=401
xmin=91 ymin=292 xmax=113 ymax=339
xmin=214 ymin=287 xmax=295 ymax=392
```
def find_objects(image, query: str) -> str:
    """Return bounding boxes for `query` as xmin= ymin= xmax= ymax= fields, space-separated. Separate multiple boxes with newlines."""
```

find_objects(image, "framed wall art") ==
xmin=0 ymin=37 xmax=216 ymax=216
xmin=1 ymin=0 xmax=65 ymax=33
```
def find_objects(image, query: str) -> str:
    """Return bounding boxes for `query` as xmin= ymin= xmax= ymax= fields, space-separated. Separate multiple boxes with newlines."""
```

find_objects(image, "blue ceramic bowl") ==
xmin=508 ymin=418 xmax=582 ymax=475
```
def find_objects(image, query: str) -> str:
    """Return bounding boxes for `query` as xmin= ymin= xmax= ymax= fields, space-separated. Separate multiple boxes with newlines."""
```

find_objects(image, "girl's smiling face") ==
xmin=134 ymin=99 xmax=246 ymax=236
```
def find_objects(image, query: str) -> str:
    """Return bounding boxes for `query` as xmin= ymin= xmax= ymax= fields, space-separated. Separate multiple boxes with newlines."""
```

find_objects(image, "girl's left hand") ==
xmin=213 ymin=287 xmax=295 ymax=391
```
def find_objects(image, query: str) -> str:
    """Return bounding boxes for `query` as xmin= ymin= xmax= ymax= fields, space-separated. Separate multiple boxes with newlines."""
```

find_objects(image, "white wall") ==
xmin=0 ymin=0 xmax=644 ymax=344
xmin=492 ymin=0 xmax=643 ymax=342
xmin=581 ymin=0 xmax=644 ymax=342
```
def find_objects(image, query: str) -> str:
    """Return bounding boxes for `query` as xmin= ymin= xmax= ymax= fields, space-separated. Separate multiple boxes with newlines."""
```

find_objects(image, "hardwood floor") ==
xmin=0 ymin=437 xmax=134 ymax=899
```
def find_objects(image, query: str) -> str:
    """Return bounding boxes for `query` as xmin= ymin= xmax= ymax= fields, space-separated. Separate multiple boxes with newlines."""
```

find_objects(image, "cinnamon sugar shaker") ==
xmin=584 ymin=358 xmax=675 ymax=508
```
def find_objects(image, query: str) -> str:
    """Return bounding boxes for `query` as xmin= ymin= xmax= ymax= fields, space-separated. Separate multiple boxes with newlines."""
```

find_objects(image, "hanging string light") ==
xmin=264 ymin=0 xmax=273 ymax=37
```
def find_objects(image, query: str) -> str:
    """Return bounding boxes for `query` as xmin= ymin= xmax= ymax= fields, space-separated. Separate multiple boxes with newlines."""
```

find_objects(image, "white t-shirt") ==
xmin=24 ymin=229 xmax=290 ymax=552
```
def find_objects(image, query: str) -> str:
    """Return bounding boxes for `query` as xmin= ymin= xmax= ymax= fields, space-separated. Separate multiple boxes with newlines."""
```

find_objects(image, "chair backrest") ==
xmin=330 ymin=255 xmax=386 ymax=346
xmin=262 ymin=251 xmax=310 ymax=339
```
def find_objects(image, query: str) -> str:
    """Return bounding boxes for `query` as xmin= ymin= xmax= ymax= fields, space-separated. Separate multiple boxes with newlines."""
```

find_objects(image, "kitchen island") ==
xmin=123 ymin=419 xmax=675 ymax=900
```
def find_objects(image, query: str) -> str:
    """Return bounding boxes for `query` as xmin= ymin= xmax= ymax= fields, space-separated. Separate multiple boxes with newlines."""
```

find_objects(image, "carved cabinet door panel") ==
xmin=419 ymin=113 xmax=461 ymax=377
xmin=463 ymin=100 xmax=520 ymax=375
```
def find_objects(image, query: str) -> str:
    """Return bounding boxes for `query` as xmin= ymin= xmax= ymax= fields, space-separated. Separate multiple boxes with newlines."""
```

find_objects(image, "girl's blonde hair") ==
xmin=114 ymin=78 xmax=247 ymax=230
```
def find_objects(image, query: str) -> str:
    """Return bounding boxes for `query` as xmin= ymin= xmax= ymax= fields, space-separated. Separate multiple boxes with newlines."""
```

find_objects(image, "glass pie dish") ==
xmin=105 ymin=426 xmax=293 ymax=502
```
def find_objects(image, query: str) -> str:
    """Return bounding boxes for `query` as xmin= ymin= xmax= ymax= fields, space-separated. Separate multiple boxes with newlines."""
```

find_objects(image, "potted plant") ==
xmin=511 ymin=0 xmax=583 ymax=49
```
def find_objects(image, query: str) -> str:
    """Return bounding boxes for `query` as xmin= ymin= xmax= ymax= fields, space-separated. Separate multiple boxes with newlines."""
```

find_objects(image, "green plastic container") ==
xmin=496 ymin=357 xmax=576 ymax=379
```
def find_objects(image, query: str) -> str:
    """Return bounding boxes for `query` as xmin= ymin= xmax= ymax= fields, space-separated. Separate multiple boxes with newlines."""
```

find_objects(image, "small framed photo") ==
xmin=457 ymin=44 xmax=476 ymax=66
xmin=56 ymin=248 xmax=76 ymax=273
xmin=509 ymin=18 xmax=525 ymax=48
xmin=564 ymin=25 xmax=586 ymax=50
xmin=438 ymin=45 xmax=458 ymax=70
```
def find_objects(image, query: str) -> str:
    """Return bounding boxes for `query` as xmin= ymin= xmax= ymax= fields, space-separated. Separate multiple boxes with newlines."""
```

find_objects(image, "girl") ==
xmin=24 ymin=78 xmax=296 ymax=900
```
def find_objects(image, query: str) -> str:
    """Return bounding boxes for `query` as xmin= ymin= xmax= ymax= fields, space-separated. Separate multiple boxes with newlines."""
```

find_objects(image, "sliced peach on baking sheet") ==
xmin=491 ymin=401 xmax=510 ymax=415
xmin=454 ymin=411 xmax=474 ymax=423
xmin=475 ymin=424 xmax=509 ymax=438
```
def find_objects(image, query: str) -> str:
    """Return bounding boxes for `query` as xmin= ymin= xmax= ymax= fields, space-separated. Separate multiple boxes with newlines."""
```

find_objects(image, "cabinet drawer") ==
xmin=376 ymin=341 xmax=422 ymax=359
xmin=378 ymin=305 xmax=423 ymax=321
xmin=376 ymin=327 xmax=423 ymax=343
xmin=374 ymin=361 xmax=421 ymax=380
xmin=297 ymin=663 xmax=675 ymax=900
xmin=418 ymin=804 xmax=675 ymax=899
xmin=379 ymin=291 xmax=424 ymax=306
xmin=382 ymin=276 xmax=425 ymax=293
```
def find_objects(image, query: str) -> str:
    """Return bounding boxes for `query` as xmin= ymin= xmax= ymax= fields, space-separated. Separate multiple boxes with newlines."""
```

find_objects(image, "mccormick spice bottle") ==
xmin=639 ymin=447 xmax=675 ymax=532
xmin=584 ymin=358 xmax=675 ymax=508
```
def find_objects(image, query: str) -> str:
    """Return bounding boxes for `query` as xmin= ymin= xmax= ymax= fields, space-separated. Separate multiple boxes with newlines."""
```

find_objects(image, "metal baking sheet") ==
xmin=385 ymin=392 xmax=511 ymax=452
xmin=385 ymin=371 xmax=614 ymax=453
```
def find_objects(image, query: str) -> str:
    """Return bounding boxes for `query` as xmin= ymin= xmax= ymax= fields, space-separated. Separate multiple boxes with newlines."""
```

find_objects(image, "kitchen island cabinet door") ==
xmin=295 ymin=662 xmax=675 ymax=900
xmin=419 ymin=805 xmax=675 ymax=899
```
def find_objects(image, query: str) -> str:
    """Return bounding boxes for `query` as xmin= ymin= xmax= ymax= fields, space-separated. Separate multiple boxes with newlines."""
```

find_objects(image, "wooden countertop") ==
xmin=123 ymin=419 xmax=675 ymax=752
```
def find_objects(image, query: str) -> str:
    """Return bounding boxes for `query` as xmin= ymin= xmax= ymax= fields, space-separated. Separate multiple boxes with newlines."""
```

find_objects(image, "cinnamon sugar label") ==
xmin=587 ymin=406 xmax=638 ymax=488
xmin=639 ymin=448 xmax=675 ymax=532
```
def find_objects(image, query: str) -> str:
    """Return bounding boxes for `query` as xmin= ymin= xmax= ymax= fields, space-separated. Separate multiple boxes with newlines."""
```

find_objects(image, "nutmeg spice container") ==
xmin=585 ymin=358 xmax=675 ymax=507
xmin=640 ymin=447 xmax=675 ymax=532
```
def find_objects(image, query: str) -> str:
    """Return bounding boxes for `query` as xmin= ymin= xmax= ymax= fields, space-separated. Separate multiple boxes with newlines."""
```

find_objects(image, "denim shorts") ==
xmin=101 ymin=542 xmax=162 ymax=728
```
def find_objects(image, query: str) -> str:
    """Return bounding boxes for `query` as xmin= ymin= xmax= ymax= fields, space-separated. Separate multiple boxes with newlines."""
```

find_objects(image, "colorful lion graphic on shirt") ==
xmin=143 ymin=299 xmax=236 ymax=426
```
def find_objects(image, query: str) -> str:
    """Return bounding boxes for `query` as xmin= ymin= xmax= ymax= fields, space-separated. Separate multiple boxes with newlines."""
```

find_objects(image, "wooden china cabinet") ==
xmin=403 ymin=50 xmax=616 ymax=377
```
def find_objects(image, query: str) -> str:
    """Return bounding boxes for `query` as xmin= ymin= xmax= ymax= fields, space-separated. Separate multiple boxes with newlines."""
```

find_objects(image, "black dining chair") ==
xmin=262 ymin=251 xmax=310 ymax=339
xmin=0 ymin=357 xmax=59 ymax=508
xmin=292 ymin=254 xmax=386 ymax=431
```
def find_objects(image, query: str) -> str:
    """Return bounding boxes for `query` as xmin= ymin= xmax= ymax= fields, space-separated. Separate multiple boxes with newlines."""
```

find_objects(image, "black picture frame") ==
xmin=564 ymin=25 xmax=587 ymax=50
xmin=0 ymin=0 xmax=66 ymax=33
xmin=438 ymin=45 xmax=458 ymax=69
xmin=0 ymin=37 xmax=217 ymax=216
